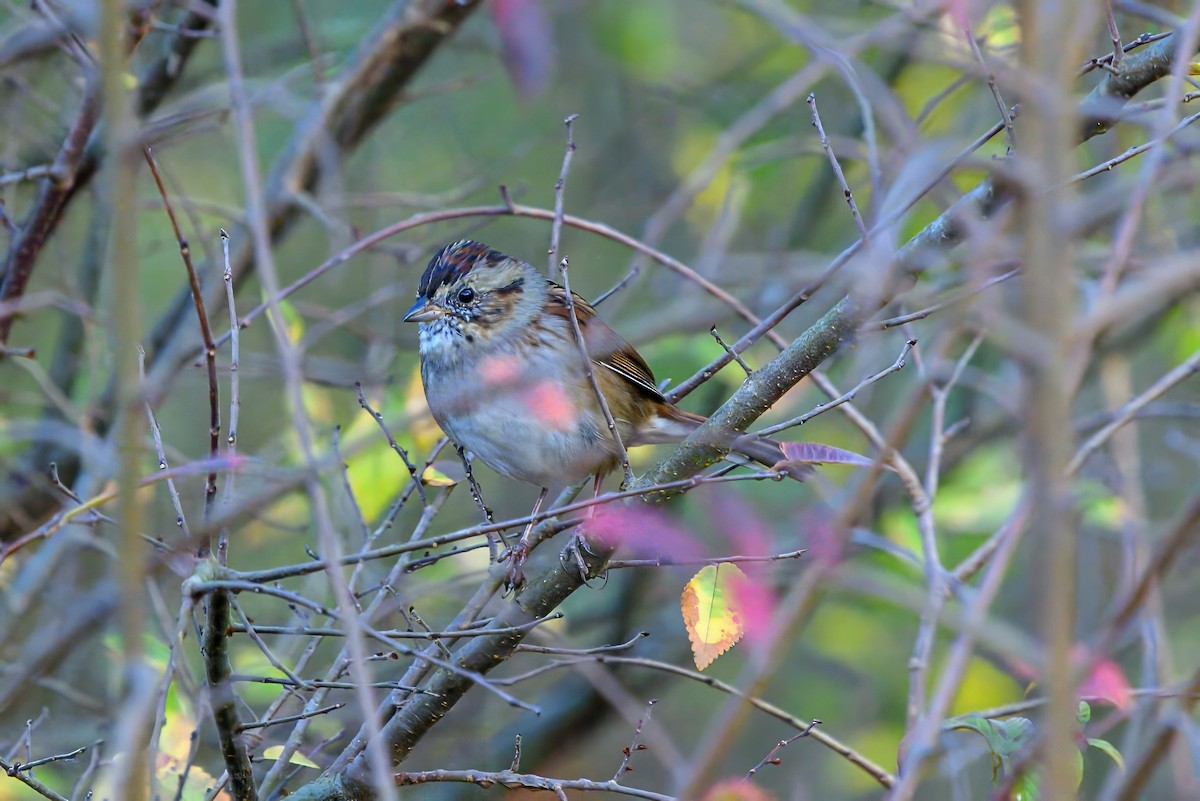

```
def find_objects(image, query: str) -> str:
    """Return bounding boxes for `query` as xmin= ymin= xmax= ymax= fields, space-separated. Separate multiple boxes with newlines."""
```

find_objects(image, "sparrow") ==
xmin=405 ymin=240 xmax=803 ymax=586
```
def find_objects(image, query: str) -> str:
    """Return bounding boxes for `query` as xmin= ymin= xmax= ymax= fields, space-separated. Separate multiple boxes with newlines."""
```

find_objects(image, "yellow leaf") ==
xmin=261 ymin=745 xmax=320 ymax=769
xmin=681 ymin=564 xmax=746 ymax=670
xmin=421 ymin=463 xmax=459 ymax=487
xmin=264 ymin=296 xmax=305 ymax=343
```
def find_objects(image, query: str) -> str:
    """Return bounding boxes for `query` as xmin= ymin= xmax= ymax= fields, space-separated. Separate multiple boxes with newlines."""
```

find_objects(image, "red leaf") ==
xmin=489 ymin=0 xmax=554 ymax=101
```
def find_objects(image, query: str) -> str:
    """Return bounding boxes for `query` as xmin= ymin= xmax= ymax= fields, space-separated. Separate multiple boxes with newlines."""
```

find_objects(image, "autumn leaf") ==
xmin=682 ymin=564 xmax=747 ymax=670
xmin=701 ymin=778 xmax=778 ymax=801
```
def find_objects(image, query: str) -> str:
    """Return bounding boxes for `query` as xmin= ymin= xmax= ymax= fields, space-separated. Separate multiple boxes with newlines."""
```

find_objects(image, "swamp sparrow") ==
xmin=405 ymin=240 xmax=804 ymax=585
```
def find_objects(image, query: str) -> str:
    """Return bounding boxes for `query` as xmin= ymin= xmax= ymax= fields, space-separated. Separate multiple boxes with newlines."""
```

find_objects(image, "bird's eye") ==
xmin=457 ymin=287 xmax=476 ymax=304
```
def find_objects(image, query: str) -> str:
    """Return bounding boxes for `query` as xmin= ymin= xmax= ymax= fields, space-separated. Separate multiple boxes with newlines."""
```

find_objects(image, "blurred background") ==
xmin=1 ymin=1 xmax=1199 ymax=799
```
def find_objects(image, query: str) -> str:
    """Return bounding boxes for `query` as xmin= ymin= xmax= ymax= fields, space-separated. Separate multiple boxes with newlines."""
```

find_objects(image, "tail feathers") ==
xmin=642 ymin=406 xmax=809 ymax=482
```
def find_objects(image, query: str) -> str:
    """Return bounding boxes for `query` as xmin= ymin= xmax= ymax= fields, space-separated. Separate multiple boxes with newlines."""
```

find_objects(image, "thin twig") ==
xmin=455 ymin=445 xmax=493 ymax=525
xmin=517 ymin=632 xmax=648 ymax=657
xmin=1105 ymin=0 xmax=1125 ymax=69
xmin=612 ymin=699 xmax=656 ymax=782
xmin=138 ymin=346 xmax=191 ymax=537
xmin=497 ymin=655 xmax=893 ymax=788
xmin=228 ymin=614 xmax=562 ymax=640
xmin=230 ymin=597 xmax=310 ymax=688
xmin=1069 ymin=109 xmax=1200 ymax=186
xmin=221 ymin=230 xmax=241 ymax=451
xmin=547 ymin=113 xmax=579 ymax=276
xmin=877 ymin=267 xmax=1019 ymax=329
xmin=235 ymin=469 xmax=788 ymax=585
xmin=238 ymin=703 xmax=345 ymax=732
xmin=232 ymin=676 xmax=426 ymax=692
xmin=709 ymin=326 xmax=752 ymax=375
xmin=144 ymin=146 xmax=220 ymax=519
xmin=608 ymin=548 xmax=806 ymax=570
xmin=667 ymin=117 xmax=1008 ymax=403
xmin=560 ymin=256 xmax=635 ymax=486
xmin=395 ymin=768 xmax=673 ymax=801
xmin=215 ymin=203 xmax=791 ymax=354
xmin=964 ymin=28 xmax=1016 ymax=150
xmin=0 ymin=164 xmax=56 ymax=187
xmin=757 ymin=340 xmax=915 ymax=436
xmin=0 ymin=756 xmax=71 ymax=801
xmin=333 ymin=425 xmax=371 ymax=547
xmin=1068 ymin=347 xmax=1200 ymax=476
xmin=5 ymin=745 xmax=88 ymax=774
xmin=0 ymin=81 xmax=101 ymax=348
xmin=190 ymin=579 xmax=540 ymax=714
xmin=807 ymin=93 xmax=868 ymax=237
xmin=746 ymin=720 xmax=821 ymax=779
xmin=1078 ymin=32 xmax=1170 ymax=76
xmin=219 ymin=229 xmax=240 ymax=563
xmin=355 ymin=382 xmax=425 ymax=504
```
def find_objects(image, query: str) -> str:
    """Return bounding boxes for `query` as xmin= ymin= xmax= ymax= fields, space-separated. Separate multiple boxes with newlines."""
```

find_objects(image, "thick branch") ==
xmin=1079 ymin=33 xmax=1185 ymax=140
xmin=197 ymin=580 xmax=258 ymax=801
xmin=0 ymin=80 xmax=101 ymax=346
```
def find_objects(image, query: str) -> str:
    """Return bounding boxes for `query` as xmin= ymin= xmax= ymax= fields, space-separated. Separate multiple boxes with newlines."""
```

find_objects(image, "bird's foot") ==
xmin=561 ymin=533 xmax=606 ymax=588
xmin=501 ymin=541 xmax=530 ymax=594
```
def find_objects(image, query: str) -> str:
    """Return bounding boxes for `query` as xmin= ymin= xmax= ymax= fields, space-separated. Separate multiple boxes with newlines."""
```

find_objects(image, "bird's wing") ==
xmin=545 ymin=284 xmax=664 ymax=401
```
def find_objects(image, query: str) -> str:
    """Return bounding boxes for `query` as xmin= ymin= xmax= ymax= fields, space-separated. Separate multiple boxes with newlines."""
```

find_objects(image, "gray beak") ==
xmin=403 ymin=297 xmax=443 ymax=323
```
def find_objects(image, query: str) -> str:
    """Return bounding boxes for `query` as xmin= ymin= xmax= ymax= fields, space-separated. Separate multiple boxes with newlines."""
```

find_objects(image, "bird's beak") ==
xmin=403 ymin=297 xmax=443 ymax=323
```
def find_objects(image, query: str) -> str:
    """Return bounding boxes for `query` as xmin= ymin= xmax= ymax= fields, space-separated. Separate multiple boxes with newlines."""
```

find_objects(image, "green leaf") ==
xmin=1008 ymin=753 xmax=1080 ymax=801
xmin=1012 ymin=769 xmax=1040 ymax=801
xmin=948 ymin=714 xmax=1034 ymax=760
xmin=947 ymin=714 xmax=1035 ymax=782
xmin=1078 ymin=701 xmax=1091 ymax=724
xmin=1087 ymin=738 xmax=1126 ymax=772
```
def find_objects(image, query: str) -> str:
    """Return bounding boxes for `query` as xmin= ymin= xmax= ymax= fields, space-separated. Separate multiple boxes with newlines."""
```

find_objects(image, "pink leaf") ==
xmin=489 ymin=0 xmax=554 ymax=101
xmin=948 ymin=0 xmax=971 ymax=30
xmin=1080 ymin=659 xmax=1133 ymax=712
xmin=583 ymin=506 xmax=701 ymax=562
xmin=705 ymin=492 xmax=776 ymax=640
xmin=729 ymin=570 xmax=773 ymax=643
xmin=780 ymin=441 xmax=879 ymax=468
xmin=804 ymin=511 xmax=844 ymax=567
xmin=706 ymin=491 xmax=771 ymax=560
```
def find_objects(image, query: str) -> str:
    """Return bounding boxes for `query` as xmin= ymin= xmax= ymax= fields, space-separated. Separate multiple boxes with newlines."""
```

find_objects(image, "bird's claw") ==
xmin=502 ymin=542 xmax=530 ymax=594
xmin=560 ymin=534 xmax=606 ymax=588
